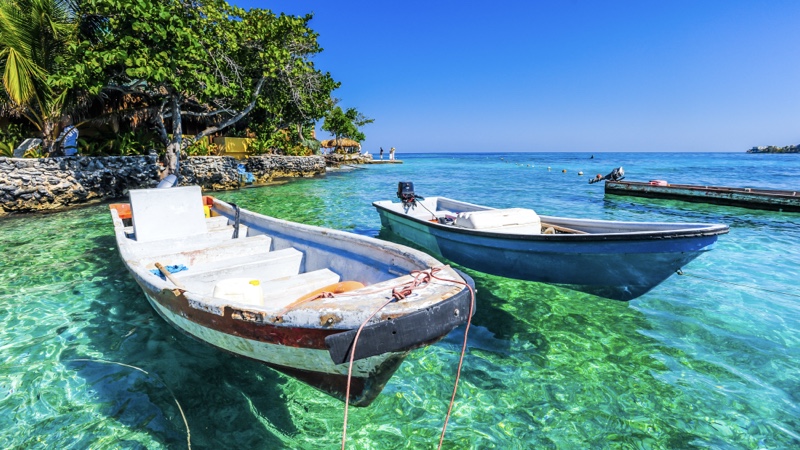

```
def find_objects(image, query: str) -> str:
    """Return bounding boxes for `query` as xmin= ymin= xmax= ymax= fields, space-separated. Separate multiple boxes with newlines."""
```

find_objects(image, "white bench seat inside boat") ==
xmin=139 ymin=234 xmax=272 ymax=267
xmin=174 ymin=247 xmax=303 ymax=285
xmin=205 ymin=215 xmax=231 ymax=231
xmin=127 ymin=227 xmax=251 ymax=259
xmin=127 ymin=219 xmax=247 ymax=239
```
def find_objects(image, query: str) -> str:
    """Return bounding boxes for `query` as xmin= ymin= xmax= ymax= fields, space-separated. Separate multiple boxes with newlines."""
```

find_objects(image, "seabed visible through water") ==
xmin=1 ymin=152 xmax=799 ymax=449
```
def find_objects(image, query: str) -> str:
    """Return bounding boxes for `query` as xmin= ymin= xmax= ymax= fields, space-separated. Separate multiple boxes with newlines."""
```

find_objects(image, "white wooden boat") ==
xmin=373 ymin=183 xmax=729 ymax=301
xmin=109 ymin=186 xmax=474 ymax=406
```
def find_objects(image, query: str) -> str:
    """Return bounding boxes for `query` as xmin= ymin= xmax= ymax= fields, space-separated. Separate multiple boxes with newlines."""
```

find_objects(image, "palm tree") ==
xmin=0 ymin=0 xmax=76 ymax=153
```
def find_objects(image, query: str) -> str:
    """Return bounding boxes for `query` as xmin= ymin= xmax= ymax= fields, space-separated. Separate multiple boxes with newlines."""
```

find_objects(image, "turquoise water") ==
xmin=1 ymin=152 xmax=799 ymax=449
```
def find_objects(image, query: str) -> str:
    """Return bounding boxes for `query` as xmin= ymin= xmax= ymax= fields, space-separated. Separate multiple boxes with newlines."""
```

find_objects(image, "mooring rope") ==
xmin=428 ymin=270 xmax=475 ymax=450
xmin=340 ymin=295 xmax=396 ymax=450
xmin=340 ymin=267 xmax=475 ymax=450
xmin=676 ymin=269 xmax=800 ymax=298
xmin=69 ymin=358 xmax=191 ymax=449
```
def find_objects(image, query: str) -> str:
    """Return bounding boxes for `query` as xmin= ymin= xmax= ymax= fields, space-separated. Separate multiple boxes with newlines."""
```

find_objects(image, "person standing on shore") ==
xmin=380 ymin=147 xmax=384 ymax=160
xmin=390 ymin=147 xmax=395 ymax=160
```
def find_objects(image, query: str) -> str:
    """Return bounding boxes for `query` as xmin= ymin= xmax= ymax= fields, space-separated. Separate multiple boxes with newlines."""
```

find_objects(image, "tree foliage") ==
xmin=74 ymin=0 xmax=338 ymax=174
xmin=321 ymin=106 xmax=373 ymax=148
xmin=0 ymin=0 xmax=78 ymax=153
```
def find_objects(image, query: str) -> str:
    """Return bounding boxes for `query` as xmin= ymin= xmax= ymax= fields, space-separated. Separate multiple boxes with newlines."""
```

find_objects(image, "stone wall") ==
xmin=324 ymin=153 xmax=373 ymax=166
xmin=244 ymin=155 xmax=326 ymax=183
xmin=0 ymin=154 xmax=326 ymax=215
xmin=180 ymin=156 xmax=240 ymax=191
xmin=0 ymin=155 xmax=159 ymax=215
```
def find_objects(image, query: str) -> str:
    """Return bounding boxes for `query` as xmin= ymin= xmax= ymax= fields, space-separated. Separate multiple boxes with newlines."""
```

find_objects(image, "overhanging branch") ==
xmin=187 ymin=76 xmax=266 ymax=144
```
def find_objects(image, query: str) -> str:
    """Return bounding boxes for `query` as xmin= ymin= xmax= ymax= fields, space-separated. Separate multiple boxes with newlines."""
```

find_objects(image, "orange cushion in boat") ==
xmin=295 ymin=281 xmax=366 ymax=304
xmin=278 ymin=281 xmax=366 ymax=314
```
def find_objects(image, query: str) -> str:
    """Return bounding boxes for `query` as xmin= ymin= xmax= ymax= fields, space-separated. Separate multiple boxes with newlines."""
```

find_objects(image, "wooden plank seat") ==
xmin=139 ymin=234 xmax=272 ymax=268
xmin=175 ymin=247 xmax=303 ymax=280
xmin=173 ymin=247 xmax=304 ymax=293
xmin=125 ymin=227 xmax=252 ymax=260
xmin=195 ymin=268 xmax=343 ymax=311
xmin=205 ymin=215 xmax=231 ymax=231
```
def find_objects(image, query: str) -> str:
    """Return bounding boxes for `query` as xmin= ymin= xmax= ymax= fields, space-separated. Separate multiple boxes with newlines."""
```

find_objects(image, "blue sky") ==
xmin=233 ymin=1 xmax=800 ymax=153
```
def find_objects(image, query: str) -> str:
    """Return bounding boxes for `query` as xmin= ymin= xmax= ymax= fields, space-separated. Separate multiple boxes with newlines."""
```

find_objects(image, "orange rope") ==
xmin=429 ymin=271 xmax=475 ymax=450
xmin=342 ymin=269 xmax=435 ymax=449
xmin=339 ymin=267 xmax=475 ymax=450
xmin=341 ymin=295 xmax=396 ymax=450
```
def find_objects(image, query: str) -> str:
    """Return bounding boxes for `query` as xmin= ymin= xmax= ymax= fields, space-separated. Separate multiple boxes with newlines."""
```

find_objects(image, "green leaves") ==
xmin=322 ymin=106 xmax=373 ymax=144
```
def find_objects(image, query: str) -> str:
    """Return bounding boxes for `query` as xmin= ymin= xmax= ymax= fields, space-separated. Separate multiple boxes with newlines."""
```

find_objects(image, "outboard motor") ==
xmin=157 ymin=174 xmax=178 ymax=188
xmin=589 ymin=166 xmax=625 ymax=184
xmin=397 ymin=181 xmax=423 ymax=205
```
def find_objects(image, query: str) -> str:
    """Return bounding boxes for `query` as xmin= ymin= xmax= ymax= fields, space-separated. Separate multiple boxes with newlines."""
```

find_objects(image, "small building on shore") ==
xmin=320 ymin=138 xmax=361 ymax=154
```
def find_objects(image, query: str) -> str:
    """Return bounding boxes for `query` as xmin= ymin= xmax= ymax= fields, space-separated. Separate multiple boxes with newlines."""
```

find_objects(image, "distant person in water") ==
xmin=389 ymin=147 xmax=395 ymax=160
xmin=380 ymin=147 xmax=384 ymax=160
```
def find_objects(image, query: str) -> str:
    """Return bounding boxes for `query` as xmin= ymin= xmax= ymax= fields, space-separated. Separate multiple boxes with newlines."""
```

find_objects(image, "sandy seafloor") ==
xmin=1 ymin=152 xmax=798 ymax=449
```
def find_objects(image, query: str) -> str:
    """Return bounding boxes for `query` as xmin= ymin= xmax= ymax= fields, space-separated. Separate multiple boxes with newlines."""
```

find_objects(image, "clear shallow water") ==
xmin=1 ymin=152 xmax=799 ymax=449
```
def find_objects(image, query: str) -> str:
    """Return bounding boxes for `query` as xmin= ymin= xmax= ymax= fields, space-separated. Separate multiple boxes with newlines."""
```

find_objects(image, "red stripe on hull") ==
xmin=151 ymin=293 xmax=408 ymax=406
xmin=146 ymin=282 xmax=336 ymax=350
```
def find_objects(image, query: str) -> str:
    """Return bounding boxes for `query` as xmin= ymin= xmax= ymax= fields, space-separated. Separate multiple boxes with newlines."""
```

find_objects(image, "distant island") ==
xmin=747 ymin=145 xmax=800 ymax=153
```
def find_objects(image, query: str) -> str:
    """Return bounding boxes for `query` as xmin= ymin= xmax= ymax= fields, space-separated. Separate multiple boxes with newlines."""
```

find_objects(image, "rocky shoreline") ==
xmin=0 ymin=154 xmax=327 ymax=216
xmin=747 ymin=145 xmax=800 ymax=153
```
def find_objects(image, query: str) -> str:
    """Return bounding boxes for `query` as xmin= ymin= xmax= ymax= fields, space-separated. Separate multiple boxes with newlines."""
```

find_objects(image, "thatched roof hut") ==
xmin=320 ymin=138 xmax=361 ymax=149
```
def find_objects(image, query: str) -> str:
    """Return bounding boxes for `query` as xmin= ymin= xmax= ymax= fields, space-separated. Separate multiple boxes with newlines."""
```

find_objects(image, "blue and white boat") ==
xmin=373 ymin=183 xmax=729 ymax=301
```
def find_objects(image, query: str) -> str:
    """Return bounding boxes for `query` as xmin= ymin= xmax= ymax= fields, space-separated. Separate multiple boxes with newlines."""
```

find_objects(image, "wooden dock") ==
xmin=365 ymin=160 xmax=403 ymax=164
xmin=605 ymin=181 xmax=800 ymax=212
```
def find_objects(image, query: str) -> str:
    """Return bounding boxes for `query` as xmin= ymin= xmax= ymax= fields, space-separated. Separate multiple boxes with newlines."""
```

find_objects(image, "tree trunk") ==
xmin=42 ymin=119 xmax=57 ymax=155
xmin=165 ymin=95 xmax=183 ymax=178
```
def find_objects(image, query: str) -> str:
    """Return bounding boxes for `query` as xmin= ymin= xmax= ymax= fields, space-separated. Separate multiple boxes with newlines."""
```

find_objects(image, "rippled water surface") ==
xmin=1 ymin=152 xmax=799 ymax=449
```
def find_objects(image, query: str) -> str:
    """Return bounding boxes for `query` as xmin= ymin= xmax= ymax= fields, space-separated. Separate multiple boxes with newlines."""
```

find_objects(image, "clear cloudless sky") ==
xmin=230 ymin=0 xmax=800 ymax=153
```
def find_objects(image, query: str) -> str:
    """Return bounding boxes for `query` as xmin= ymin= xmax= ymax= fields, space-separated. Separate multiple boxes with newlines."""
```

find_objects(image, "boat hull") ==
xmin=142 ymin=289 xmax=403 ymax=406
xmin=111 ymin=187 xmax=475 ymax=406
xmin=605 ymin=181 xmax=800 ymax=212
xmin=375 ymin=201 xmax=726 ymax=300
xmin=129 ymin=264 xmax=473 ymax=406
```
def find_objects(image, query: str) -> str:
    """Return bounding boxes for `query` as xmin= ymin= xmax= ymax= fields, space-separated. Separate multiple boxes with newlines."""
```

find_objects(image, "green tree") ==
xmin=75 ymin=0 xmax=337 ymax=176
xmin=0 ymin=0 xmax=77 ymax=153
xmin=321 ymin=105 xmax=373 ymax=150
